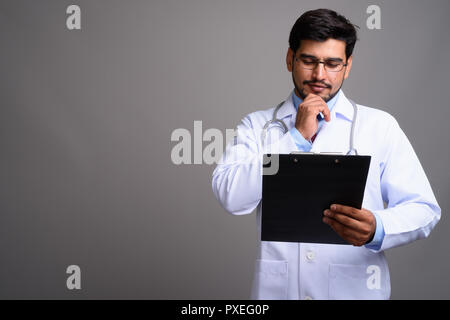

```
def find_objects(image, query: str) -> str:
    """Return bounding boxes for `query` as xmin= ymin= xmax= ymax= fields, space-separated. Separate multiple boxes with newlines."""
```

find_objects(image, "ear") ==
xmin=286 ymin=48 xmax=294 ymax=72
xmin=343 ymin=55 xmax=353 ymax=79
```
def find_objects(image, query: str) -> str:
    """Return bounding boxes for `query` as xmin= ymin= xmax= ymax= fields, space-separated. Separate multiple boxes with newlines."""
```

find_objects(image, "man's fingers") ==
xmin=324 ymin=205 xmax=376 ymax=245
xmin=324 ymin=210 xmax=373 ymax=238
xmin=322 ymin=217 xmax=365 ymax=246
xmin=323 ymin=210 xmax=362 ymax=230
xmin=323 ymin=217 xmax=369 ymax=246
xmin=319 ymin=104 xmax=331 ymax=122
xmin=303 ymin=95 xmax=325 ymax=105
xmin=300 ymin=98 xmax=331 ymax=121
xmin=330 ymin=204 xmax=361 ymax=219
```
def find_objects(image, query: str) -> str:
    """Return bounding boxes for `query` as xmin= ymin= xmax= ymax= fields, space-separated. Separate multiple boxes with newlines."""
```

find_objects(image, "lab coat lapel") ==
xmin=276 ymin=92 xmax=297 ymax=121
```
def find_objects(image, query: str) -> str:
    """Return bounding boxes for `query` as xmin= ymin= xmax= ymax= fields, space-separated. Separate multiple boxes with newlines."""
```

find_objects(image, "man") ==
xmin=211 ymin=9 xmax=440 ymax=300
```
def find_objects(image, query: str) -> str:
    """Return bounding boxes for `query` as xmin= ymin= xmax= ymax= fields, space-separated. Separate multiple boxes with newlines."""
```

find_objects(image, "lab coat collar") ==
xmin=275 ymin=92 xmax=297 ymax=120
xmin=333 ymin=90 xmax=355 ymax=122
xmin=276 ymin=90 xmax=355 ymax=122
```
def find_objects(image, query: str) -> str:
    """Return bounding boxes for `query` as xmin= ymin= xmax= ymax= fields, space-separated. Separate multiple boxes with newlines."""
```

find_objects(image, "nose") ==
xmin=312 ymin=62 xmax=326 ymax=80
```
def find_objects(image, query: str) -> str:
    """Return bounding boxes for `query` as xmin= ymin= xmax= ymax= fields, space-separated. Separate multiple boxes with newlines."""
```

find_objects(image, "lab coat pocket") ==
xmin=252 ymin=260 xmax=288 ymax=300
xmin=328 ymin=264 xmax=388 ymax=300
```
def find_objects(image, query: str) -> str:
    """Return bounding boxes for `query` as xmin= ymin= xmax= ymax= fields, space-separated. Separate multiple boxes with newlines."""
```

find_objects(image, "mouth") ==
xmin=307 ymin=83 xmax=330 ymax=94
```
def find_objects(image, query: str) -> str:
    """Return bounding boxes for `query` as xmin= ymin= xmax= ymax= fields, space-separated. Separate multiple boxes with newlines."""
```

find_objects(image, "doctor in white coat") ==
xmin=211 ymin=9 xmax=440 ymax=300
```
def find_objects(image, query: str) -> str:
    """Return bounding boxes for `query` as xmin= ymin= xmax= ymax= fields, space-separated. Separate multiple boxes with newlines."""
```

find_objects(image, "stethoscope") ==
xmin=261 ymin=99 xmax=359 ymax=155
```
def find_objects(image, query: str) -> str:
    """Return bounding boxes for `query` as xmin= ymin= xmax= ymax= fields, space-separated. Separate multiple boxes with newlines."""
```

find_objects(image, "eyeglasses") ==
xmin=295 ymin=56 xmax=348 ymax=73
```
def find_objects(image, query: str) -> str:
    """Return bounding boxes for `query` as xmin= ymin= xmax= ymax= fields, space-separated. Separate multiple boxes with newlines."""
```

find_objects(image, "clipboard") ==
xmin=261 ymin=153 xmax=371 ymax=244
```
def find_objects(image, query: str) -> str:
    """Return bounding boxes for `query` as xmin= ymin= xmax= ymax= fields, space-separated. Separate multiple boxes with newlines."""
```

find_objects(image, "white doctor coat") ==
xmin=211 ymin=90 xmax=441 ymax=300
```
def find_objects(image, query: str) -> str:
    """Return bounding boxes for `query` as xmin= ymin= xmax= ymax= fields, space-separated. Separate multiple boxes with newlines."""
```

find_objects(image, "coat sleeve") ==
xmin=372 ymin=117 xmax=441 ymax=252
xmin=211 ymin=114 xmax=298 ymax=215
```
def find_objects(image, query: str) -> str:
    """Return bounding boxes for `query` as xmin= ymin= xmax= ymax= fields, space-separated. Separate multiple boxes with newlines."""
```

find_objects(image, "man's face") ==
xmin=286 ymin=39 xmax=353 ymax=102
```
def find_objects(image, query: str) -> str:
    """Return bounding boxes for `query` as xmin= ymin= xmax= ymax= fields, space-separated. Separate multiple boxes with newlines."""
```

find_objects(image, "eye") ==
xmin=301 ymin=58 xmax=316 ymax=65
xmin=325 ymin=61 xmax=341 ymax=68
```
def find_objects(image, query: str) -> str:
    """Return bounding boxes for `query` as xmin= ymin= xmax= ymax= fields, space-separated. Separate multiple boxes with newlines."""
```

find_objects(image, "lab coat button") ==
xmin=306 ymin=251 xmax=315 ymax=261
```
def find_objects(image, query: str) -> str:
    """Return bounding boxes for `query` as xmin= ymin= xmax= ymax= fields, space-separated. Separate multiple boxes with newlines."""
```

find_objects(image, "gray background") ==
xmin=0 ymin=0 xmax=449 ymax=299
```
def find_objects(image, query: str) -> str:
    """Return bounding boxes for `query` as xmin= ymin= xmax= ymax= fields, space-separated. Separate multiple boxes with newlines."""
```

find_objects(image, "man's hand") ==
xmin=323 ymin=204 xmax=376 ymax=246
xmin=294 ymin=93 xmax=331 ymax=141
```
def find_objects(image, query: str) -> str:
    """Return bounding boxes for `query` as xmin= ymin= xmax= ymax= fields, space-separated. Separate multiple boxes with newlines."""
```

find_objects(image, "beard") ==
xmin=292 ymin=73 xmax=344 ymax=103
xmin=291 ymin=62 xmax=345 ymax=102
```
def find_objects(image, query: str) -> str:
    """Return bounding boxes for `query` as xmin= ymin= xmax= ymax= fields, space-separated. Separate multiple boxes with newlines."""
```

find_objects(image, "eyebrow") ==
xmin=299 ymin=53 xmax=344 ymax=63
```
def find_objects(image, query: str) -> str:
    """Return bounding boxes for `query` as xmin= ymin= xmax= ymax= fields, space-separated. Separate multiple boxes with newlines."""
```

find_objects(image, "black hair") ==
xmin=289 ymin=9 xmax=359 ymax=60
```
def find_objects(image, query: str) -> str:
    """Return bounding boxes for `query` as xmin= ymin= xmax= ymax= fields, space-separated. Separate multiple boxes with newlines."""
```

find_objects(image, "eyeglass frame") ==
xmin=294 ymin=53 xmax=348 ymax=73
